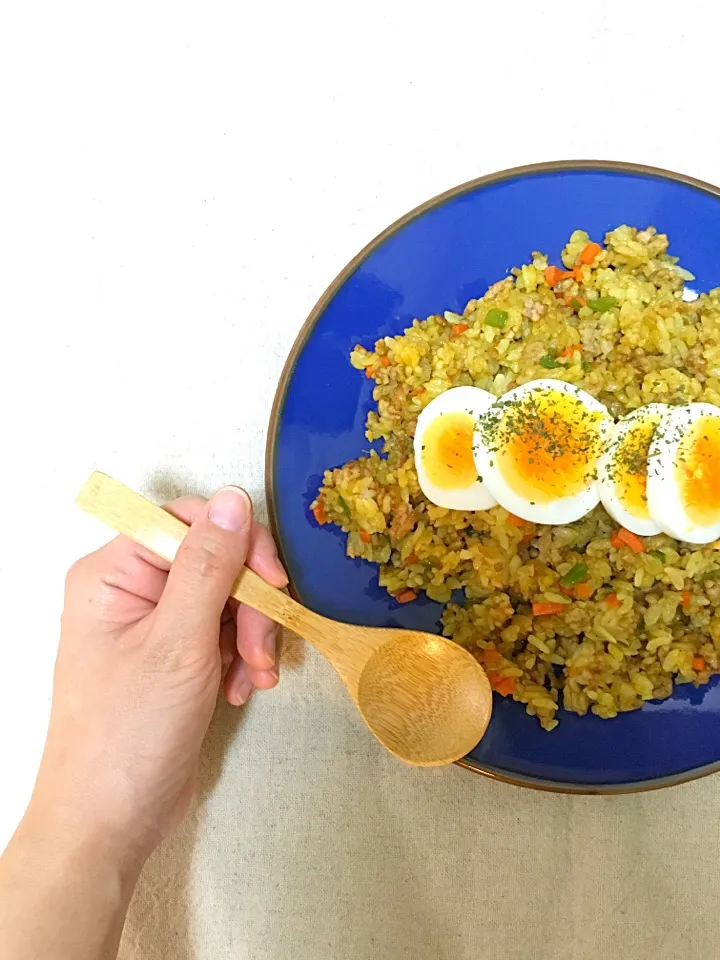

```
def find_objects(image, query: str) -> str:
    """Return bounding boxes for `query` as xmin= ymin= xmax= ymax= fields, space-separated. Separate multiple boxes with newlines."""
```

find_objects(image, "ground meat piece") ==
xmin=521 ymin=339 xmax=549 ymax=365
xmin=636 ymin=227 xmax=657 ymax=243
xmin=523 ymin=297 xmax=546 ymax=321
xmin=389 ymin=494 xmax=416 ymax=540
xmin=630 ymin=349 xmax=663 ymax=374
xmin=705 ymin=583 xmax=720 ymax=607
xmin=650 ymin=266 xmax=684 ymax=293
xmin=685 ymin=343 xmax=706 ymax=374
xmin=486 ymin=278 xmax=513 ymax=299
xmin=578 ymin=318 xmax=604 ymax=356
xmin=378 ymin=387 xmax=409 ymax=420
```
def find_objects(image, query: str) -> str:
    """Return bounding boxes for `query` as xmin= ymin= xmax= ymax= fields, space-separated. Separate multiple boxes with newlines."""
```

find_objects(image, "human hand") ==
xmin=28 ymin=486 xmax=287 ymax=871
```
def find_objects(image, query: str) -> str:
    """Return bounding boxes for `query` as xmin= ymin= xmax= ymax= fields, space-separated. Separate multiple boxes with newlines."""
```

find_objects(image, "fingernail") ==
xmin=208 ymin=486 xmax=251 ymax=532
xmin=230 ymin=675 xmax=254 ymax=706
xmin=260 ymin=623 xmax=278 ymax=669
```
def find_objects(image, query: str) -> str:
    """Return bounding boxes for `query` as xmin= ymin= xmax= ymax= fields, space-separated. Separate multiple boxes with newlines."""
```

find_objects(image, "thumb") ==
xmin=156 ymin=486 xmax=253 ymax=639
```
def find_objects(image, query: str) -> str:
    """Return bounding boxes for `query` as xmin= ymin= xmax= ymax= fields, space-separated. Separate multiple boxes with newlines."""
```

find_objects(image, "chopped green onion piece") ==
xmin=540 ymin=355 xmax=562 ymax=369
xmin=485 ymin=309 xmax=508 ymax=329
xmin=337 ymin=495 xmax=351 ymax=517
xmin=570 ymin=298 xmax=584 ymax=311
xmin=581 ymin=359 xmax=594 ymax=372
xmin=589 ymin=296 xmax=618 ymax=313
xmin=650 ymin=550 xmax=666 ymax=563
xmin=560 ymin=563 xmax=589 ymax=587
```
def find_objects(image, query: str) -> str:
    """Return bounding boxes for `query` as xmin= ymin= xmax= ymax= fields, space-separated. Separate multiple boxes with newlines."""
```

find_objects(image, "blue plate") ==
xmin=266 ymin=161 xmax=720 ymax=793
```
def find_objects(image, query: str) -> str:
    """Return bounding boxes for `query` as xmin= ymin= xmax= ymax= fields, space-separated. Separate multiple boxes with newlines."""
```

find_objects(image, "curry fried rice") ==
xmin=310 ymin=225 xmax=720 ymax=730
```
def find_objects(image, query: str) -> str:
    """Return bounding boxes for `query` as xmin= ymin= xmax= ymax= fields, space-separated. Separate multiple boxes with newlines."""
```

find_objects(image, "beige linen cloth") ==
xmin=118 ymin=501 xmax=720 ymax=960
xmin=5 ymin=3 xmax=720 ymax=957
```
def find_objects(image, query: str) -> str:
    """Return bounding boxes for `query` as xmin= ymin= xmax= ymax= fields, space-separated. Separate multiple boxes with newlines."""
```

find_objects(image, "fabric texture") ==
xmin=2 ymin=5 xmax=720 ymax=956
xmin=118 ymin=500 xmax=720 ymax=960
xmin=119 ymin=631 xmax=720 ymax=960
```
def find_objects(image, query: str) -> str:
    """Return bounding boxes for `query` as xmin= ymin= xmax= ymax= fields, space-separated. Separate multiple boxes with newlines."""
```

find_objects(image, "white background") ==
xmin=2 ymin=3 xmax=720 ymax=959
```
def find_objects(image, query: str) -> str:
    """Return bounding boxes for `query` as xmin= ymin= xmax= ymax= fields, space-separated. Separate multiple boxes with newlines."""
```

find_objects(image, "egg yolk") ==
xmin=421 ymin=412 xmax=477 ymax=489
xmin=492 ymin=390 xmax=604 ymax=503
xmin=611 ymin=418 xmax=660 ymax=519
xmin=676 ymin=415 xmax=720 ymax=526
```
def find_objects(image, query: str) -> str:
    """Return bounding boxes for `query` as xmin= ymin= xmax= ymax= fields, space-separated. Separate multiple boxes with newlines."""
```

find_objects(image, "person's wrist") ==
xmin=29 ymin=740 xmax=169 ymax=870
xmin=20 ymin=786 xmax=150 ymax=894
xmin=0 ymin=798 xmax=143 ymax=958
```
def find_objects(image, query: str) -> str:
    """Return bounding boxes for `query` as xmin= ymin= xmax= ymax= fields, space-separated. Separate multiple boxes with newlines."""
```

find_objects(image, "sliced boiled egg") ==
xmin=414 ymin=386 xmax=497 ymax=510
xmin=646 ymin=402 xmax=720 ymax=544
xmin=597 ymin=404 xmax=668 ymax=535
xmin=473 ymin=379 xmax=611 ymax=524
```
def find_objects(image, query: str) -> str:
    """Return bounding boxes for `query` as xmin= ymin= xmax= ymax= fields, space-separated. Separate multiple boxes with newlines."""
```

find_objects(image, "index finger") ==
xmin=101 ymin=494 xmax=210 ymax=573
xmin=234 ymin=522 xmax=287 ymax=671
xmin=73 ymin=495 xmax=210 ymax=603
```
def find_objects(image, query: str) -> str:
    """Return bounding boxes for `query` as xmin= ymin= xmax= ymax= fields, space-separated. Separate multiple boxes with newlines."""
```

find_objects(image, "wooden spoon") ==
xmin=76 ymin=472 xmax=493 ymax=766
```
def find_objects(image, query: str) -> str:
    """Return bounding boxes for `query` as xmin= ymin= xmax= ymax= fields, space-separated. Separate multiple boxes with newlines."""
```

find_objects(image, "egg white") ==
xmin=414 ymin=386 xmax=497 ymax=510
xmin=473 ymin=378 xmax=611 ymax=524
xmin=597 ymin=404 xmax=668 ymax=536
xmin=646 ymin=402 xmax=720 ymax=544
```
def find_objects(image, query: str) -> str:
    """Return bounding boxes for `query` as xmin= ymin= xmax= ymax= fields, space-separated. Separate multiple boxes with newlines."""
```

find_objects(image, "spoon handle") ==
xmin=75 ymin=472 xmax=360 ymax=683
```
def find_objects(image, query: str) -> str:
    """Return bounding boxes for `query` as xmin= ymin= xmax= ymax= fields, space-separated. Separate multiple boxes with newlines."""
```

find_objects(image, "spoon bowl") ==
xmin=357 ymin=632 xmax=492 ymax=765
xmin=76 ymin=472 xmax=493 ymax=766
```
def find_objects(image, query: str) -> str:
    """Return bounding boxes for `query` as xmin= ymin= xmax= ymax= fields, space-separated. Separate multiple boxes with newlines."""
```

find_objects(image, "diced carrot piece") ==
xmin=545 ymin=265 xmax=568 ymax=287
xmin=558 ymin=345 xmax=580 ymax=359
xmin=359 ymin=529 xmax=372 ymax=543
xmin=495 ymin=677 xmax=517 ymax=697
xmin=617 ymin=528 xmax=645 ymax=553
xmin=486 ymin=673 xmax=516 ymax=696
xmin=571 ymin=265 xmax=584 ymax=282
xmin=312 ymin=503 xmax=328 ymax=526
xmin=559 ymin=584 xmax=575 ymax=597
xmin=532 ymin=602 xmax=566 ymax=616
xmin=605 ymin=592 xmax=621 ymax=608
xmin=682 ymin=591 xmax=691 ymax=609
xmin=574 ymin=582 xmax=594 ymax=600
xmin=514 ymin=517 xmax=537 ymax=542
xmin=508 ymin=513 xmax=528 ymax=527
xmin=381 ymin=355 xmax=391 ymax=367
xmin=693 ymin=656 xmax=706 ymax=672
xmin=406 ymin=553 xmax=419 ymax=565
xmin=452 ymin=323 xmax=469 ymax=337
xmin=396 ymin=589 xmax=417 ymax=604
xmin=481 ymin=648 xmax=502 ymax=664
xmin=365 ymin=367 xmax=374 ymax=378
xmin=610 ymin=528 xmax=645 ymax=553
xmin=579 ymin=242 xmax=602 ymax=265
